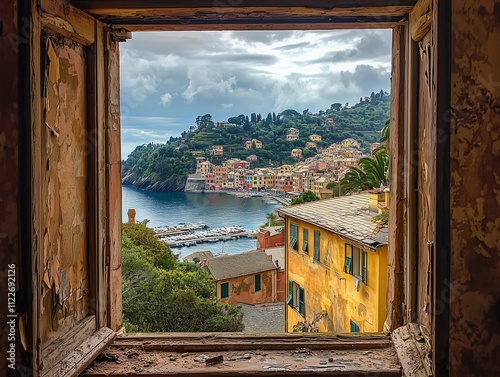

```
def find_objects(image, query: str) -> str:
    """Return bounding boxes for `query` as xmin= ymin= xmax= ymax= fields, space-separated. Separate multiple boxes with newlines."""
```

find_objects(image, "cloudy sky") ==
xmin=120 ymin=30 xmax=392 ymax=159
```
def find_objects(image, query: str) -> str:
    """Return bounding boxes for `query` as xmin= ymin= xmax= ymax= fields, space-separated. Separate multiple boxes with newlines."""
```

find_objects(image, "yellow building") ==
xmin=309 ymin=134 xmax=322 ymax=142
xmin=279 ymin=164 xmax=291 ymax=174
xmin=277 ymin=192 xmax=388 ymax=333
xmin=305 ymin=141 xmax=317 ymax=150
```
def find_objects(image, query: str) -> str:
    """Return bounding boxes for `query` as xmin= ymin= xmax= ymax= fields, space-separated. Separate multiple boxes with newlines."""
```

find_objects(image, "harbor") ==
xmin=157 ymin=225 xmax=258 ymax=247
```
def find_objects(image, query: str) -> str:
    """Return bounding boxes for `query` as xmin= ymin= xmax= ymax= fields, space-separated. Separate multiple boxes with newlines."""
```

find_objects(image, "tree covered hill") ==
xmin=122 ymin=91 xmax=390 ymax=191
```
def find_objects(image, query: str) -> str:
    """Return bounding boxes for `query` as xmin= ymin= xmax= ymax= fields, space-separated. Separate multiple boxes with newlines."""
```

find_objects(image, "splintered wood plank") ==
xmin=42 ymin=327 xmax=115 ymax=377
xmin=83 ymin=334 xmax=401 ymax=376
xmin=392 ymin=324 xmax=431 ymax=377
xmin=41 ymin=0 xmax=96 ymax=45
xmin=409 ymin=0 xmax=432 ymax=42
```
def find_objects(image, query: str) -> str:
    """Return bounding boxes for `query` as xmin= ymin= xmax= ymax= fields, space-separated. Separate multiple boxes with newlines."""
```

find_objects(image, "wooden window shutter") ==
xmin=344 ymin=243 xmax=353 ymax=274
xmin=287 ymin=280 xmax=293 ymax=307
xmin=299 ymin=287 xmax=305 ymax=316
xmin=313 ymin=230 xmax=320 ymax=261
xmin=302 ymin=228 xmax=309 ymax=253
xmin=362 ymin=251 xmax=368 ymax=285
xmin=255 ymin=274 xmax=261 ymax=291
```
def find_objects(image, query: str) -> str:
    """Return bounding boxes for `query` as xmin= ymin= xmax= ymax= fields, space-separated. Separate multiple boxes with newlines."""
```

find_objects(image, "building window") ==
xmin=345 ymin=244 xmax=367 ymax=285
xmin=350 ymin=320 xmax=360 ymax=333
xmin=289 ymin=222 xmax=298 ymax=251
xmin=221 ymin=282 xmax=229 ymax=299
xmin=255 ymin=274 xmax=261 ymax=292
xmin=302 ymin=228 xmax=309 ymax=254
xmin=313 ymin=230 xmax=320 ymax=261
xmin=287 ymin=280 xmax=305 ymax=317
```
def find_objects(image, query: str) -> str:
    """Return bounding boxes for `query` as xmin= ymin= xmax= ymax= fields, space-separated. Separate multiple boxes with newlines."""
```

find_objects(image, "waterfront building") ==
xmin=277 ymin=192 xmax=388 ymax=333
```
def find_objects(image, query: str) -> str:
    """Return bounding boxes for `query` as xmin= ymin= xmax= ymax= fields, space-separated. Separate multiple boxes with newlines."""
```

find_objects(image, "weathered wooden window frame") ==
xmin=18 ymin=1 xmax=451 ymax=376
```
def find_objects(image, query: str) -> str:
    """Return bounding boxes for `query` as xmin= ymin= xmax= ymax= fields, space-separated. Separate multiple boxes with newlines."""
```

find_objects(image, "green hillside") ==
xmin=122 ymin=91 xmax=390 ymax=191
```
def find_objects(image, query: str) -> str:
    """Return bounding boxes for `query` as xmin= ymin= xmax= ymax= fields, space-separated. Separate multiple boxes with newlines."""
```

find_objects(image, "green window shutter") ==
xmin=289 ymin=223 xmax=298 ymax=250
xmin=302 ymin=228 xmax=309 ymax=253
xmin=350 ymin=320 xmax=360 ymax=333
xmin=255 ymin=274 xmax=261 ymax=291
xmin=287 ymin=280 xmax=293 ymax=307
xmin=299 ymin=287 xmax=305 ymax=316
xmin=344 ymin=244 xmax=353 ymax=274
xmin=362 ymin=251 xmax=367 ymax=285
xmin=221 ymin=282 xmax=229 ymax=299
xmin=313 ymin=230 xmax=320 ymax=261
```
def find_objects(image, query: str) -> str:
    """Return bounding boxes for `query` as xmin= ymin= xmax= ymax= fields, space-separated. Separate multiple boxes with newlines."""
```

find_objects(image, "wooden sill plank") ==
xmin=41 ymin=315 xmax=96 ymax=372
xmin=112 ymin=332 xmax=393 ymax=352
xmin=83 ymin=344 xmax=400 ymax=376
xmin=82 ymin=333 xmax=401 ymax=376
xmin=42 ymin=326 xmax=115 ymax=377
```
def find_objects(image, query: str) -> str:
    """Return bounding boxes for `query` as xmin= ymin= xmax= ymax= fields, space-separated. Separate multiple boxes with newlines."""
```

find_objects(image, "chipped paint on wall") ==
xmin=40 ymin=34 xmax=89 ymax=347
xmin=449 ymin=1 xmax=500 ymax=375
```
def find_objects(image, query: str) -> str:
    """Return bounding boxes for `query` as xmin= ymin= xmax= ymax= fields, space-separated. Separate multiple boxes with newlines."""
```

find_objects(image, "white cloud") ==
xmin=160 ymin=92 xmax=173 ymax=106
xmin=181 ymin=66 xmax=237 ymax=103
xmin=221 ymin=103 xmax=234 ymax=109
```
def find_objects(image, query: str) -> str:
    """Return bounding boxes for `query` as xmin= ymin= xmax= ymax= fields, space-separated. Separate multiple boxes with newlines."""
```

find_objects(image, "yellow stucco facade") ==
xmin=284 ymin=216 xmax=387 ymax=333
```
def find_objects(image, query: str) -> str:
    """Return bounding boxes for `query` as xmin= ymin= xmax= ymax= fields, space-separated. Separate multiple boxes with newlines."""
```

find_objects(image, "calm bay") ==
xmin=122 ymin=185 xmax=282 ymax=258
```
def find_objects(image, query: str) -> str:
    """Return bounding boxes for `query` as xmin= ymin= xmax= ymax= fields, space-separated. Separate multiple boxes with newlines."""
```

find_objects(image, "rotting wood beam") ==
xmin=75 ymin=6 xmax=414 ymax=18
xmin=72 ymin=0 xmax=417 ymax=11
xmin=116 ymin=22 xmax=400 ymax=32
xmin=98 ymin=15 xmax=405 ymax=26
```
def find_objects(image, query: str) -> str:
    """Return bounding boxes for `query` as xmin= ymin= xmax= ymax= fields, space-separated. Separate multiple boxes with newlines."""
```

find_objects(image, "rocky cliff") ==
xmin=122 ymin=172 xmax=187 ymax=192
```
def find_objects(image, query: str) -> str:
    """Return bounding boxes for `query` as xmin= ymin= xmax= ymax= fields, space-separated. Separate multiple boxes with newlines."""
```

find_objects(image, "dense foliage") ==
xmin=122 ymin=222 xmax=244 ymax=332
xmin=122 ymin=91 xmax=390 ymax=187
xmin=291 ymin=190 xmax=320 ymax=205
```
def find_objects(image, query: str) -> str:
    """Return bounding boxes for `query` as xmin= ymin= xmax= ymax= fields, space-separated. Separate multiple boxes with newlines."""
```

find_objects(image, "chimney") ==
xmin=368 ymin=190 xmax=384 ymax=211
xmin=127 ymin=208 xmax=136 ymax=223
xmin=203 ymin=259 xmax=207 ymax=267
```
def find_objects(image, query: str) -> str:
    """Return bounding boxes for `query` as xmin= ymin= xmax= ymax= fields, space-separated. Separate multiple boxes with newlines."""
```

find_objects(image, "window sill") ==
xmin=83 ymin=332 xmax=401 ymax=376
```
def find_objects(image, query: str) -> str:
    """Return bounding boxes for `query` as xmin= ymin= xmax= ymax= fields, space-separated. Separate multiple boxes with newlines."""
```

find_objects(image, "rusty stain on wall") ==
xmin=40 ymin=34 xmax=89 ymax=347
xmin=449 ymin=1 xmax=500 ymax=375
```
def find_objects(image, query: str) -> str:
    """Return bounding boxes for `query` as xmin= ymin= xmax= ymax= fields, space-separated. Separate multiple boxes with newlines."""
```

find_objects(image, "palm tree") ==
xmin=333 ymin=150 xmax=389 ymax=196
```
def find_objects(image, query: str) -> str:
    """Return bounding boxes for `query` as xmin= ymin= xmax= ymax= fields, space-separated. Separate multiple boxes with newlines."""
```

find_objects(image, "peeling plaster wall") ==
xmin=449 ymin=1 xmax=500 ymax=375
xmin=40 ymin=35 xmax=89 ymax=346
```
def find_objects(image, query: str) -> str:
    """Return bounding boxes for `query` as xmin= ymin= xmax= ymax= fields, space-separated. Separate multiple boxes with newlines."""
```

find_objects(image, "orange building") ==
xmin=206 ymin=251 xmax=278 ymax=305
xmin=257 ymin=226 xmax=284 ymax=250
